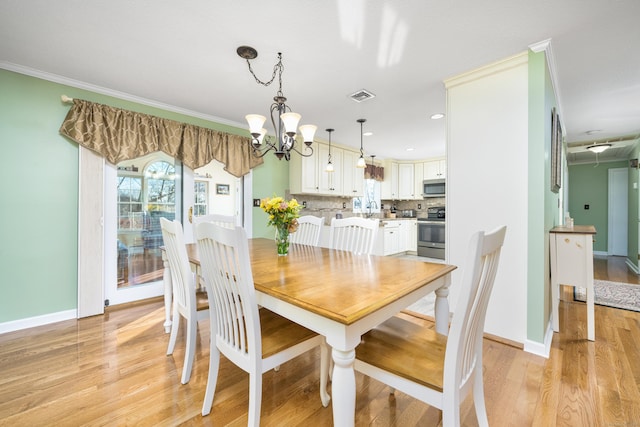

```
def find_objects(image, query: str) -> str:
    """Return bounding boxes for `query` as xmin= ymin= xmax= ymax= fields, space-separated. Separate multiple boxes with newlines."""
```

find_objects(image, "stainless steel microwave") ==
xmin=423 ymin=179 xmax=445 ymax=198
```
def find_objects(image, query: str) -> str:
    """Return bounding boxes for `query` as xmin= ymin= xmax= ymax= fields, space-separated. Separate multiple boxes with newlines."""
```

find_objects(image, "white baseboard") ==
xmin=523 ymin=321 xmax=553 ymax=358
xmin=0 ymin=309 xmax=77 ymax=335
xmin=626 ymin=258 xmax=639 ymax=274
xmin=593 ymin=251 xmax=608 ymax=257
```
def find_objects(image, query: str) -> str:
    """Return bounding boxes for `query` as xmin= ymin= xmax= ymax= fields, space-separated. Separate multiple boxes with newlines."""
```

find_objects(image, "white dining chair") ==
xmin=192 ymin=213 xmax=237 ymax=228
xmin=329 ymin=216 xmax=379 ymax=255
xmin=354 ymin=225 xmax=507 ymax=427
xmin=160 ymin=218 xmax=209 ymax=385
xmin=195 ymin=222 xmax=330 ymax=424
xmin=289 ymin=215 xmax=323 ymax=246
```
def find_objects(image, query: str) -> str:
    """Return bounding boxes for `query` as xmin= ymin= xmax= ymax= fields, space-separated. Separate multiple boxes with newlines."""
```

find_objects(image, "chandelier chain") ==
xmin=245 ymin=53 xmax=285 ymax=96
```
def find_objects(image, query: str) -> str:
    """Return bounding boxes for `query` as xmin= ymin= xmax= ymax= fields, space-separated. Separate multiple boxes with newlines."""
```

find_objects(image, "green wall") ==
xmin=251 ymin=154 xmax=290 ymax=239
xmin=0 ymin=68 xmax=277 ymax=323
xmin=568 ymin=161 xmax=627 ymax=253
xmin=0 ymin=70 xmax=79 ymax=322
xmin=526 ymin=50 xmax=560 ymax=344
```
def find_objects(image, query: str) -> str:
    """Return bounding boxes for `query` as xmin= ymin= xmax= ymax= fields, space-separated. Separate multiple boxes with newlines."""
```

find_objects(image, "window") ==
xmin=353 ymin=179 xmax=381 ymax=215
xmin=146 ymin=161 xmax=176 ymax=213
xmin=117 ymin=176 xmax=143 ymax=230
xmin=194 ymin=180 xmax=208 ymax=216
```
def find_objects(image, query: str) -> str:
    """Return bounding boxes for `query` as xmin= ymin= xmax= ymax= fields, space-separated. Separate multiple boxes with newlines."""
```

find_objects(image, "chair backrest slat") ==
xmin=196 ymin=222 xmax=261 ymax=362
xmin=289 ymin=215 xmax=323 ymax=246
xmin=329 ymin=217 xmax=379 ymax=255
xmin=193 ymin=214 xmax=237 ymax=228
xmin=160 ymin=218 xmax=197 ymax=312
xmin=444 ymin=225 xmax=507 ymax=395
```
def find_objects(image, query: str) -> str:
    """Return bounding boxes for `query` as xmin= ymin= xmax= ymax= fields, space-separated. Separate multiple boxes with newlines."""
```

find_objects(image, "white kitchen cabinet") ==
xmin=408 ymin=219 xmax=417 ymax=252
xmin=342 ymin=150 xmax=364 ymax=197
xmin=423 ymin=159 xmax=446 ymax=180
xmin=398 ymin=163 xmax=416 ymax=199
xmin=289 ymin=142 xmax=321 ymax=194
xmin=383 ymin=221 xmax=401 ymax=255
xmin=381 ymin=161 xmax=399 ymax=200
xmin=413 ymin=163 xmax=423 ymax=200
xmin=318 ymin=145 xmax=342 ymax=195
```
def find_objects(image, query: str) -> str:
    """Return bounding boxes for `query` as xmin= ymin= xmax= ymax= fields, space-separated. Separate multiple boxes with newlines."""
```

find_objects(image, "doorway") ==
xmin=608 ymin=167 xmax=628 ymax=256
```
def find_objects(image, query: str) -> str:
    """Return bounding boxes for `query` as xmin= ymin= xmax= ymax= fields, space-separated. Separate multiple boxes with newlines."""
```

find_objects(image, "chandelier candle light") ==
xmin=237 ymin=46 xmax=317 ymax=160
xmin=260 ymin=196 xmax=302 ymax=256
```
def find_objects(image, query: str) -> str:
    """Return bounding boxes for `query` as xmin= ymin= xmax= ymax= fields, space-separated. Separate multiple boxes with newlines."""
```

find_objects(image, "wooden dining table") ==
xmin=162 ymin=238 xmax=456 ymax=427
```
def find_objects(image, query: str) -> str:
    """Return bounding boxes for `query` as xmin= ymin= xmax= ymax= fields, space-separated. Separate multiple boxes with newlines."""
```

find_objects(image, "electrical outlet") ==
xmin=584 ymin=204 xmax=590 ymax=210
xmin=343 ymin=202 xmax=346 ymax=209
xmin=253 ymin=198 xmax=261 ymax=207
xmin=418 ymin=203 xmax=422 ymax=209
xmin=302 ymin=201 xmax=307 ymax=208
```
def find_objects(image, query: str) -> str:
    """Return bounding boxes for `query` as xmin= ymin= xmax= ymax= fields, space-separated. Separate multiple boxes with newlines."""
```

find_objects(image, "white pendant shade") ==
xmin=356 ymin=156 xmax=367 ymax=168
xmin=326 ymin=161 xmax=334 ymax=172
xmin=587 ymin=143 xmax=612 ymax=154
xmin=299 ymin=124 xmax=317 ymax=142
xmin=257 ymin=128 xmax=267 ymax=144
xmin=246 ymin=114 xmax=266 ymax=134
xmin=280 ymin=112 xmax=301 ymax=134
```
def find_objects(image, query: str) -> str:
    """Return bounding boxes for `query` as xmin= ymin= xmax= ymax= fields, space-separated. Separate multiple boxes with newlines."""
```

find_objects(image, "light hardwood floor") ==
xmin=1 ymin=257 xmax=638 ymax=426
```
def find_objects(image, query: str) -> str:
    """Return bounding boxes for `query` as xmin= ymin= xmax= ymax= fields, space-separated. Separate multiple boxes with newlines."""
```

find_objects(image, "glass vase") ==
xmin=275 ymin=223 xmax=290 ymax=256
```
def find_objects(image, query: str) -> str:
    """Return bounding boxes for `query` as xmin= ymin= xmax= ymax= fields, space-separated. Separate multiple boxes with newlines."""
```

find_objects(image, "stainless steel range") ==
xmin=417 ymin=206 xmax=445 ymax=259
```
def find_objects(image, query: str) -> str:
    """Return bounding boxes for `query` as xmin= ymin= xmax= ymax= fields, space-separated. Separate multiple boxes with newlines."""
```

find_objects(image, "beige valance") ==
xmin=364 ymin=163 xmax=384 ymax=181
xmin=59 ymin=99 xmax=263 ymax=177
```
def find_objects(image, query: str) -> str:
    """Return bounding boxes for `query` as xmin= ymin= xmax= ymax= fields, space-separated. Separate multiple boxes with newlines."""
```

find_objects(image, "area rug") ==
xmin=574 ymin=280 xmax=640 ymax=312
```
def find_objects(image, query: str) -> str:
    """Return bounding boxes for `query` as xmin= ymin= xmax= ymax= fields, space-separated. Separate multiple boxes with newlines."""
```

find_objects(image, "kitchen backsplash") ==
xmin=288 ymin=192 xmax=445 ymax=224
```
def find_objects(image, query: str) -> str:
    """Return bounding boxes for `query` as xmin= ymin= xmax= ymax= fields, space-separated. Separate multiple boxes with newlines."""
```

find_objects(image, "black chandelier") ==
xmin=237 ymin=46 xmax=317 ymax=161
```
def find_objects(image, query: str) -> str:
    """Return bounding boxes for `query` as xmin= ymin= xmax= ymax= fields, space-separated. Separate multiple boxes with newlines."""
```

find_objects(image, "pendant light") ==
xmin=356 ymin=118 xmax=367 ymax=168
xmin=326 ymin=128 xmax=335 ymax=172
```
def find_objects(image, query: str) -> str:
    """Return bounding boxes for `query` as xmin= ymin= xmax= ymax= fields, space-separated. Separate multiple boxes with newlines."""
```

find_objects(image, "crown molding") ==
xmin=443 ymin=51 xmax=528 ymax=89
xmin=529 ymin=39 xmax=564 ymax=131
xmin=0 ymin=61 xmax=245 ymax=129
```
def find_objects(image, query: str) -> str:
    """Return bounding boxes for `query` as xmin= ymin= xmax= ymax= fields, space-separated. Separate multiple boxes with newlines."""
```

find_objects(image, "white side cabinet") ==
xmin=549 ymin=225 xmax=596 ymax=341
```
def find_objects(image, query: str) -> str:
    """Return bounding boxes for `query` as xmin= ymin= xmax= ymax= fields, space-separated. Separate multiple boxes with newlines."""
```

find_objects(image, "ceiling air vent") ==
xmin=349 ymin=89 xmax=376 ymax=103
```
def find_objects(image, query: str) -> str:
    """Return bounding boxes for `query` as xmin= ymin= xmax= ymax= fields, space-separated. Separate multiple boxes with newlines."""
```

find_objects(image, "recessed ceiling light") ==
xmin=363 ymin=132 xmax=373 ymax=136
xmin=406 ymin=148 xmax=415 ymax=151
xmin=430 ymin=113 xmax=445 ymax=120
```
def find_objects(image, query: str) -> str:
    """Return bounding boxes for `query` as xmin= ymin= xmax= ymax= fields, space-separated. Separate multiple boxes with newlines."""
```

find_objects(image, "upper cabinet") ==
xmin=382 ymin=161 xmax=423 ymax=200
xmin=290 ymin=142 xmax=364 ymax=197
xmin=318 ymin=144 xmax=343 ymax=195
xmin=398 ymin=163 xmax=416 ymax=199
xmin=289 ymin=143 xmax=320 ymax=194
xmin=423 ymin=158 xmax=446 ymax=180
xmin=342 ymin=150 xmax=364 ymax=197
xmin=381 ymin=161 xmax=399 ymax=200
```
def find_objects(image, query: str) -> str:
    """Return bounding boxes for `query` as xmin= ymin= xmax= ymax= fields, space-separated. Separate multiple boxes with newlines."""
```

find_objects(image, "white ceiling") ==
xmin=1 ymin=0 xmax=639 ymax=163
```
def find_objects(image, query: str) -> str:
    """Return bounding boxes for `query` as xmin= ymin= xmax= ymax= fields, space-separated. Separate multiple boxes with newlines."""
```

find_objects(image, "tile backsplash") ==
xmin=288 ymin=192 xmax=445 ymax=224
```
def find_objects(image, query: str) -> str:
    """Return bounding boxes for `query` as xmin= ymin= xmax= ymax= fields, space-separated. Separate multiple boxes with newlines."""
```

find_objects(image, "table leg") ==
xmin=331 ymin=347 xmax=356 ymax=427
xmin=162 ymin=254 xmax=172 ymax=333
xmin=434 ymin=283 xmax=450 ymax=336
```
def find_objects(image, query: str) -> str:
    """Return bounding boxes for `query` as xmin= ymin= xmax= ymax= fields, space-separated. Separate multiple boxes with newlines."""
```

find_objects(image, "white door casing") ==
xmin=608 ymin=167 xmax=628 ymax=256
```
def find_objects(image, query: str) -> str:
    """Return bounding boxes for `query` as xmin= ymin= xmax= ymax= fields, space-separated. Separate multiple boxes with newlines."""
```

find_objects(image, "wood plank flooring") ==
xmin=1 ymin=256 xmax=638 ymax=426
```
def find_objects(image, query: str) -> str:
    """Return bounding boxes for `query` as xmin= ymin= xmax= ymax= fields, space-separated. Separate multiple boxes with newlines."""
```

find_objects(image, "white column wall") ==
xmin=444 ymin=53 xmax=529 ymax=343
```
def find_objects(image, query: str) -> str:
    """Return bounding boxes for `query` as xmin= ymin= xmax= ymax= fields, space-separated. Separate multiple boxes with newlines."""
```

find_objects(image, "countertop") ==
xmin=550 ymin=225 xmax=596 ymax=234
